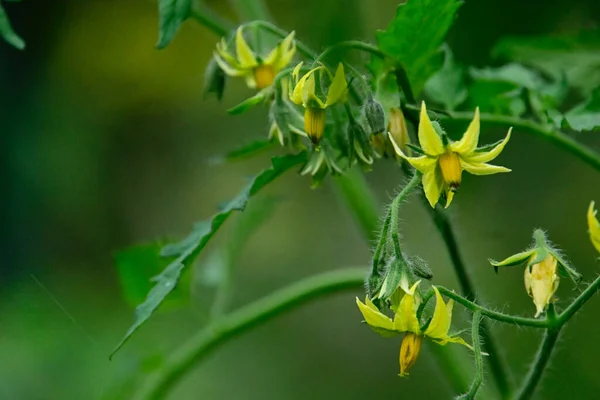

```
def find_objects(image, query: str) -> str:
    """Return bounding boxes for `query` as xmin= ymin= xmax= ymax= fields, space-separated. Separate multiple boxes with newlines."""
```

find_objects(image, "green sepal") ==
xmin=548 ymin=248 xmax=582 ymax=284
xmin=203 ymin=58 xmax=227 ymax=101
xmin=406 ymin=143 xmax=425 ymax=155
xmin=377 ymin=257 xmax=411 ymax=301
xmin=489 ymin=248 xmax=535 ymax=273
xmin=227 ymin=88 xmax=271 ymax=115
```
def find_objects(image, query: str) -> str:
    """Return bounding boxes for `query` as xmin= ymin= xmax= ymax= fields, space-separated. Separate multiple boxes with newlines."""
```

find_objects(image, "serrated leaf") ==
xmin=110 ymin=153 xmax=306 ymax=359
xmin=564 ymin=88 xmax=600 ymax=132
xmin=424 ymin=45 xmax=466 ymax=111
xmin=227 ymin=89 xmax=271 ymax=115
xmin=0 ymin=2 xmax=24 ymax=50
xmin=492 ymin=30 xmax=600 ymax=96
xmin=156 ymin=0 xmax=192 ymax=49
xmin=115 ymin=242 xmax=189 ymax=309
xmin=375 ymin=0 xmax=462 ymax=96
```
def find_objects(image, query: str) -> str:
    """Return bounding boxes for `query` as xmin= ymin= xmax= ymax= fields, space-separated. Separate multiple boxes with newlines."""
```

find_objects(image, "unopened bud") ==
xmin=388 ymin=107 xmax=410 ymax=156
xmin=364 ymin=96 xmax=386 ymax=135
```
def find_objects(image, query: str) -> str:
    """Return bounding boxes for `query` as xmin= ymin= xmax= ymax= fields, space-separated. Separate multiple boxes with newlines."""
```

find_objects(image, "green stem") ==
xmin=390 ymin=172 xmax=422 ymax=257
xmin=371 ymin=212 xmax=391 ymax=274
xmin=332 ymin=167 xmax=381 ymax=243
xmin=515 ymin=306 xmax=561 ymax=400
xmin=247 ymin=20 xmax=316 ymax=58
xmin=133 ymin=268 xmax=366 ymax=400
xmin=457 ymin=311 xmax=484 ymax=400
xmin=229 ymin=0 xmax=273 ymax=21
xmin=437 ymin=287 xmax=547 ymax=328
xmin=190 ymin=1 xmax=233 ymax=37
xmin=558 ymin=274 xmax=600 ymax=325
xmin=422 ymin=200 xmax=514 ymax=396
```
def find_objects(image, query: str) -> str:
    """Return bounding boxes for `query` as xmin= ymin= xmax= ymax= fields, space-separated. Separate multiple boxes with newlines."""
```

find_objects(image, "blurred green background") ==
xmin=2 ymin=0 xmax=600 ymax=399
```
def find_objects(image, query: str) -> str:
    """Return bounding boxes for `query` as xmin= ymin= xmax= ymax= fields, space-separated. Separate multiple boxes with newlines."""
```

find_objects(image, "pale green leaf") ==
xmin=0 ymin=2 xmax=24 ymax=50
xmin=375 ymin=0 xmax=463 ymax=96
xmin=156 ymin=0 xmax=192 ymax=49
xmin=564 ymin=88 xmax=600 ymax=132
xmin=110 ymin=153 xmax=306 ymax=358
xmin=424 ymin=45 xmax=467 ymax=111
xmin=492 ymin=30 xmax=600 ymax=95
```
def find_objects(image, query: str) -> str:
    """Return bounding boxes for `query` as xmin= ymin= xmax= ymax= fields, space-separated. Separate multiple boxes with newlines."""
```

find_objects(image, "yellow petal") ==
xmin=459 ymin=160 xmax=511 ymax=175
xmin=466 ymin=128 xmax=512 ymax=163
xmin=235 ymin=27 xmax=257 ymax=68
xmin=274 ymin=31 xmax=297 ymax=70
xmin=215 ymin=38 xmax=239 ymax=66
xmin=356 ymin=297 xmax=397 ymax=337
xmin=325 ymin=63 xmax=348 ymax=107
xmin=393 ymin=282 xmax=421 ymax=334
xmin=405 ymin=155 xmax=438 ymax=173
xmin=588 ymin=201 xmax=600 ymax=253
xmin=422 ymin=166 xmax=444 ymax=208
xmin=424 ymin=286 xmax=452 ymax=340
xmin=449 ymin=107 xmax=480 ymax=155
xmin=444 ymin=189 xmax=455 ymax=209
xmin=418 ymin=102 xmax=445 ymax=156
xmin=213 ymin=53 xmax=247 ymax=77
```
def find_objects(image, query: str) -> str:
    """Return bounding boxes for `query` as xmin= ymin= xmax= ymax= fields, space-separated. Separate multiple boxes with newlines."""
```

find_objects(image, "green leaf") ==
xmin=564 ymin=88 xmax=600 ymax=132
xmin=375 ymin=0 xmax=462 ymax=96
xmin=470 ymin=63 xmax=545 ymax=90
xmin=115 ymin=242 xmax=189 ymax=309
xmin=227 ymin=89 xmax=271 ymax=115
xmin=156 ymin=0 xmax=192 ymax=49
xmin=424 ymin=45 xmax=467 ymax=111
xmin=0 ymin=2 xmax=24 ymax=50
xmin=110 ymin=153 xmax=306 ymax=359
xmin=207 ymin=138 xmax=276 ymax=165
xmin=492 ymin=30 xmax=600 ymax=95
xmin=466 ymin=79 xmax=525 ymax=117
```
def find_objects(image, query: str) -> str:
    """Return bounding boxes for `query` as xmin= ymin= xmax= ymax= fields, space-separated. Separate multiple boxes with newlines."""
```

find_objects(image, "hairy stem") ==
xmin=423 ymin=201 xmax=514 ymax=396
xmin=438 ymin=287 xmax=547 ymax=328
xmin=456 ymin=311 xmax=484 ymax=400
xmin=558 ymin=274 xmax=600 ymax=325
xmin=133 ymin=268 xmax=366 ymax=400
xmin=515 ymin=305 xmax=561 ymax=400
xmin=390 ymin=171 xmax=422 ymax=257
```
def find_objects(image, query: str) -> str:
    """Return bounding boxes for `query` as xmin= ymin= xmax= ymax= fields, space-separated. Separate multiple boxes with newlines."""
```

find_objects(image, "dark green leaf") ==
xmin=375 ymin=0 xmax=462 ymax=96
xmin=110 ymin=153 xmax=306 ymax=359
xmin=0 ymin=2 xmax=24 ymax=50
xmin=466 ymin=79 xmax=525 ymax=117
xmin=156 ymin=0 xmax=192 ymax=49
xmin=564 ymin=88 xmax=600 ymax=132
xmin=424 ymin=45 xmax=467 ymax=111
xmin=227 ymin=89 xmax=271 ymax=115
xmin=470 ymin=63 xmax=545 ymax=90
xmin=203 ymin=58 xmax=227 ymax=101
xmin=492 ymin=30 xmax=600 ymax=95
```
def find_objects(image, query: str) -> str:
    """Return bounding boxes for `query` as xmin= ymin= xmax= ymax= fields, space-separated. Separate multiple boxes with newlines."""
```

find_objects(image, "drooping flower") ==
xmin=214 ymin=27 xmax=296 ymax=90
xmin=587 ymin=201 xmax=600 ymax=253
xmin=490 ymin=229 xmax=581 ymax=317
xmin=289 ymin=62 xmax=348 ymax=145
xmin=356 ymin=282 xmax=471 ymax=376
xmin=389 ymin=102 xmax=512 ymax=208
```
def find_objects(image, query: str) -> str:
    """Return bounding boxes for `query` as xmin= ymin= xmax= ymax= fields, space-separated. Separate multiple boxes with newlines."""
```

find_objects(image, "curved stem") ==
xmin=390 ymin=171 xmax=422 ymax=257
xmin=190 ymin=1 xmax=233 ymax=36
xmin=314 ymin=41 xmax=387 ymax=64
xmin=437 ymin=287 xmax=547 ymax=328
xmin=133 ymin=268 xmax=366 ymax=400
xmin=247 ymin=20 xmax=316 ymax=58
xmin=515 ymin=326 xmax=561 ymax=400
xmin=558 ymin=274 xmax=600 ymax=325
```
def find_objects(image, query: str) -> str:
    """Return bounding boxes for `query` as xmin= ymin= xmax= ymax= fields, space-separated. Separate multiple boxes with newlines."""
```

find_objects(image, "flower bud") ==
xmin=387 ymin=107 xmax=410 ymax=157
xmin=399 ymin=332 xmax=423 ymax=377
xmin=524 ymin=254 xmax=559 ymax=318
xmin=364 ymin=96 xmax=386 ymax=135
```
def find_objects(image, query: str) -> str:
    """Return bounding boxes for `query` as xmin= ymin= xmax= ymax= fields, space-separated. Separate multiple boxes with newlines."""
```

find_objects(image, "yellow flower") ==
xmin=387 ymin=107 xmax=411 ymax=157
xmin=289 ymin=62 xmax=348 ymax=145
xmin=524 ymin=254 xmax=559 ymax=318
xmin=214 ymin=27 xmax=296 ymax=90
xmin=356 ymin=282 xmax=471 ymax=376
xmin=587 ymin=201 xmax=600 ymax=253
xmin=389 ymin=102 xmax=512 ymax=208
xmin=490 ymin=229 xmax=581 ymax=317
